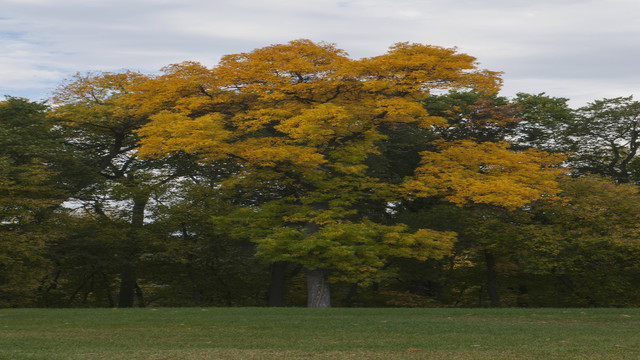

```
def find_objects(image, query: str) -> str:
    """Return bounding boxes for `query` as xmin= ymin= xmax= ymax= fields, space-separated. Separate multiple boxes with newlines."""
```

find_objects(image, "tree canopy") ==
xmin=132 ymin=40 xmax=564 ymax=307
xmin=1 ymin=40 xmax=638 ymax=309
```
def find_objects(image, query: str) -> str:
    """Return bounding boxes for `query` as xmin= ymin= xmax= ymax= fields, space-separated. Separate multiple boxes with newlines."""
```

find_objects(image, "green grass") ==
xmin=1 ymin=308 xmax=639 ymax=359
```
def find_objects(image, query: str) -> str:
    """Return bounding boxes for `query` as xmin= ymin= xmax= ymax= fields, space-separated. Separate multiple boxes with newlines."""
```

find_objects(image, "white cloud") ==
xmin=1 ymin=0 xmax=639 ymax=106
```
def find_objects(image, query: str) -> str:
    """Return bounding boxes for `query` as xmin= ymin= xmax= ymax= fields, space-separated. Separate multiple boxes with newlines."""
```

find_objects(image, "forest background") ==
xmin=2 ymin=40 xmax=640 ymax=308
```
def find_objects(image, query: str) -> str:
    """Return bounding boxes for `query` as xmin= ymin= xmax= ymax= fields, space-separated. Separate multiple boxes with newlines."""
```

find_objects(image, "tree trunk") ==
xmin=302 ymin=202 xmax=331 ymax=308
xmin=306 ymin=268 xmax=331 ymax=308
xmin=117 ymin=194 xmax=148 ymax=308
xmin=484 ymin=250 xmax=501 ymax=307
xmin=118 ymin=262 xmax=136 ymax=308
xmin=102 ymin=272 xmax=114 ymax=307
xmin=268 ymin=261 xmax=287 ymax=307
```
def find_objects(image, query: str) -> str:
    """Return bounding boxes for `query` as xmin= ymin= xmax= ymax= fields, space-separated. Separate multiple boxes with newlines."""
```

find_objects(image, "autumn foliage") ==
xmin=121 ymin=40 xmax=562 ymax=306
xmin=6 ymin=40 xmax=613 ymax=309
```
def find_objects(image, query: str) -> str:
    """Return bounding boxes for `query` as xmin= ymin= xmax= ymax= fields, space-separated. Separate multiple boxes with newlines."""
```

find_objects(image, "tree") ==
xmin=390 ymin=91 xmax=568 ymax=307
xmin=39 ymin=213 xmax=124 ymax=307
xmin=50 ymin=71 xmax=170 ymax=307
xmin=510 ymin=93 xmax=575 ymax=151
xmin=0 ymin=97 xmax=65 ymax=306
xmin=138 ymin=165 xmax=270 ymax=307
xmin=0 ymin=98 xmax=64 ymax=223
xmin=565 ymin=96 xmax=640 ymax=183
xmin=522 ymin=176 xmax=640 ymax=306
xmin=135 ymin=40 xmax=565 ymax=307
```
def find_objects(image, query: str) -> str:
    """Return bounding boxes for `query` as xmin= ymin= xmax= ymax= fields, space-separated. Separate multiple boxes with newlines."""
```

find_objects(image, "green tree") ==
xmin=523 ymin=176 xmax=640 ymax=306
xmin=0 ymin=97 xmax=65 ymax=306
xmin=138 ymin=164 xmax=270 ymax=307
xmin=39 ymin=214 xmax=124 ymax=307
xmin=50 ymin=72 xmax=172 ymax=307
xmin=510 ymin=93 xmax=575 ymax=151
xmin=566 ymin=96 xmax=640 ymax=183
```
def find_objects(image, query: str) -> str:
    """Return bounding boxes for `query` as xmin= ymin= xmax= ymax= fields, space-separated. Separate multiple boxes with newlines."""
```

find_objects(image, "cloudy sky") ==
xmin=2 ymin=0 xmax=638 ymax=107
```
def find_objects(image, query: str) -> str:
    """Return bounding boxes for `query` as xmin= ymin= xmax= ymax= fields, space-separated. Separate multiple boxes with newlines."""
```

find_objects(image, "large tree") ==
xmin=135 ymin=40 xmax=563 ymax=307
xmin=50 ymin=71 xmax=172 ymax=307
xmin=382 ymin=91 xmax=569 ymax=307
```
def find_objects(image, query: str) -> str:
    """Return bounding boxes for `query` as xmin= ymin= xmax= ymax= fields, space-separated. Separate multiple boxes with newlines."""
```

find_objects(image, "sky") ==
xmin=2 ymin=0 xmax=639 ymax=107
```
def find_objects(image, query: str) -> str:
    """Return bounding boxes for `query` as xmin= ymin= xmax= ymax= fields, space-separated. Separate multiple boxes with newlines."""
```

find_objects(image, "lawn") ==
xmin=1 ymin=307 xmax=639 ymax=359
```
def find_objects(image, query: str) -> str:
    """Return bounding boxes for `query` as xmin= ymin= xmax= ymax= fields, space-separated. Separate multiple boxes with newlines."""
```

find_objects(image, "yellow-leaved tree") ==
xmin=134 ymin=39 xmax=561 ymax=307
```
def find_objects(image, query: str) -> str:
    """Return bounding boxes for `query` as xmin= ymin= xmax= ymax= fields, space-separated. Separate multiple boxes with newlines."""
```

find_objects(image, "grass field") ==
xmin=1 ymin=307 xmax=639 ymax=359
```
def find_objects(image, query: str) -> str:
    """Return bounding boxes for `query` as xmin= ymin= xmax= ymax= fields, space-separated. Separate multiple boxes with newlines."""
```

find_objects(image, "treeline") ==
xmin=2 ymin=40 xmax=640 ymax=308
